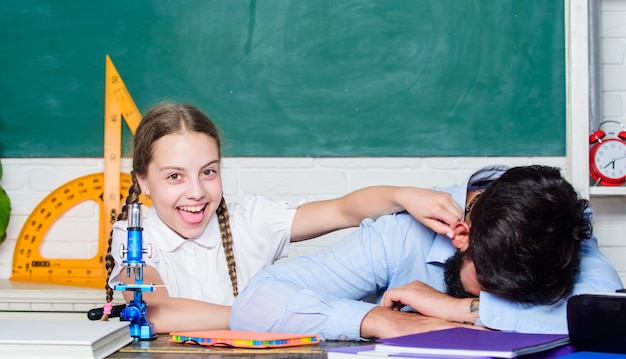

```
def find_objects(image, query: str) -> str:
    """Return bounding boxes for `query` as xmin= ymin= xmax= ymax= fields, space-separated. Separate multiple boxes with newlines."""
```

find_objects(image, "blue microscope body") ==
xmin=114 ymin=202 xmax=157 ymax=340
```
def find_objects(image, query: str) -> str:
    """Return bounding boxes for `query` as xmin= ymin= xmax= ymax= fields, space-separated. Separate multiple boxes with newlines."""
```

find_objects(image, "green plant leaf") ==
xmin=0 ymin=187 xmax=10 ymax=245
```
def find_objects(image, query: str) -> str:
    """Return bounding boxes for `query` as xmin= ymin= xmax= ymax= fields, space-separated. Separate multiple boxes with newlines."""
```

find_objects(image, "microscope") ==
xmin=113 ymin=202 xmax=157 ymax=340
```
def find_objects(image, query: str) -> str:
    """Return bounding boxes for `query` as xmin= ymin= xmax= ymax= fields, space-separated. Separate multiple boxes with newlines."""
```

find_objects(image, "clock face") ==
xmin=590 ymin=138 xmax=626 ymax=183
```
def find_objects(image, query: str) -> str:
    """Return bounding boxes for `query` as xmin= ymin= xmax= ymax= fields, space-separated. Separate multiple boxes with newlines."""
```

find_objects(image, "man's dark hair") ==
xmin=467 ymin=165 xmax=591 ymax=305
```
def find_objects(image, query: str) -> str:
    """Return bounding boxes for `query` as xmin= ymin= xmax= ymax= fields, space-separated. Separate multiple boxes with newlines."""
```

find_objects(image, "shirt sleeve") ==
xmin=230 ymin=214 xmax=410 ymax=341
xmin=107 ymin=220 xmax=129 ymax=288
xmin=478 ymin=207 xmax=623 ymax=333
xmin=231 ymin=194 xmax=299 ymax=263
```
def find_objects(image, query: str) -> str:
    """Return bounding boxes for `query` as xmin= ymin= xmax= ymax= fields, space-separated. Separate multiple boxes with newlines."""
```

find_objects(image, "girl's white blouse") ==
xmin=108 ymin=194 xmax=298 ymax=305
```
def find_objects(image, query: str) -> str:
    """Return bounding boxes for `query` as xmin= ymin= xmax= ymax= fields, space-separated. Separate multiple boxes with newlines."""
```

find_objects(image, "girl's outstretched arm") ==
xmin=290 ymin=186 xmax=462 ymax=242
xmin=121 ymin=266 xmax=231 ymax=333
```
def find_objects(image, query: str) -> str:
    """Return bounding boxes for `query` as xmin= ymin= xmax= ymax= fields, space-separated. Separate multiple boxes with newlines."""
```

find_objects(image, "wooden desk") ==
xmin=109 ymin=335 xmax=371 ymax=358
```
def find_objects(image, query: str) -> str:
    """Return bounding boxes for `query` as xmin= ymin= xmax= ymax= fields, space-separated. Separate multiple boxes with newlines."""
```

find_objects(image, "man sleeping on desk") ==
xmin=230 ymin=165 xmax=623 ymax=340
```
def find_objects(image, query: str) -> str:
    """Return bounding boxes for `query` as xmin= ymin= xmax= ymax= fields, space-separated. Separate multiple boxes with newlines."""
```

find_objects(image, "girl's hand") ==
xmin=398 ymin=188 xmax=463 ymax=238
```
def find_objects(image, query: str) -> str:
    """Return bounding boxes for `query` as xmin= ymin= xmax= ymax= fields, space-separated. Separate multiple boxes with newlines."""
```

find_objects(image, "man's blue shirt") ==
xmin=230 ymin=166 xmax=623 ymax=340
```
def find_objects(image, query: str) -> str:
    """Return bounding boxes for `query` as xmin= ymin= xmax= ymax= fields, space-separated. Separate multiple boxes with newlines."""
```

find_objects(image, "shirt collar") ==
xmin=467 ymin=165 xmax=509 ymax=189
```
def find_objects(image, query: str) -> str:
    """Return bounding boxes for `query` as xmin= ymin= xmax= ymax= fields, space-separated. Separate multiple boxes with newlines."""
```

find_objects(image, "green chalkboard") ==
xmin=0 ymin=0 xmax=565 ymax=157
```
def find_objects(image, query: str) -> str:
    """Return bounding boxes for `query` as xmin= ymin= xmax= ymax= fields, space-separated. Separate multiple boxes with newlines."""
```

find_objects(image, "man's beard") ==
xmin=443 ymin=250 xmax=478 ymax=299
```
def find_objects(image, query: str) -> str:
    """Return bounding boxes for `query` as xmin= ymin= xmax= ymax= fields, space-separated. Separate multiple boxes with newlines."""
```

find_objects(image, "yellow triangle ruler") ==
xmin=11 ymin=56 xmax=147 ymax=288
xmin=103 ymin=54 xmax=142 ymax=244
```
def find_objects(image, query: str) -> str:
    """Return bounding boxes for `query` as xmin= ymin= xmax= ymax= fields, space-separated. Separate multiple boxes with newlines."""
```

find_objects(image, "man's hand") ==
xmin=360 ymin=306 xmax=482 ymax=339
xmin=380 ymin=280 xmax=479 ymax=324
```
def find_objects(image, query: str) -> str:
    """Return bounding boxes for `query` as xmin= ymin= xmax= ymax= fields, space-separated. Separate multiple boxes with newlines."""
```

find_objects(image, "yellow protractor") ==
xmin=11 ymin=172 xmax=150 ymax=289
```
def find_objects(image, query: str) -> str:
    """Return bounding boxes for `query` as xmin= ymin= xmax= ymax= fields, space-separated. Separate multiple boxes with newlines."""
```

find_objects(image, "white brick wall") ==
xmin=1 ymin=0 xmax=625 ymax=292
xmin=603 ymin=0 xmax=626 ymax=119
xmin=595 ymin=0 xmax=626 ymax=281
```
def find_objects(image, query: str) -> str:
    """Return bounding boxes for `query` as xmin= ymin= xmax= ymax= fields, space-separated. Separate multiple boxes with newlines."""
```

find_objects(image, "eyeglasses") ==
xmin=463 ymin=192 xmax=482 ymax=220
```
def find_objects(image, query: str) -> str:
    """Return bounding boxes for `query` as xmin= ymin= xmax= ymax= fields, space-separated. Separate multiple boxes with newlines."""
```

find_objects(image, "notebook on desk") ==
xmin=169 ymin=329 xmax=320 ymax=348
xmin=0 ymin=319 xmax=131 ymax=359
xmin=373 ymin=328 xmax=570 ymax=358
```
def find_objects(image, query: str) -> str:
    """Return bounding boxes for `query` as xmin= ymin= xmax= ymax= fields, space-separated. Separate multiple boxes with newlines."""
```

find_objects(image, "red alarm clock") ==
xmin=589 ymin=121 xmax=626 ymax=186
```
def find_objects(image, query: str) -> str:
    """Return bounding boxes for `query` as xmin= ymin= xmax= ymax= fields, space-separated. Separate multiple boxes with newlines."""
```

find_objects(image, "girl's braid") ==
xmin=216 ymin=197 xmax=238 ymax=297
